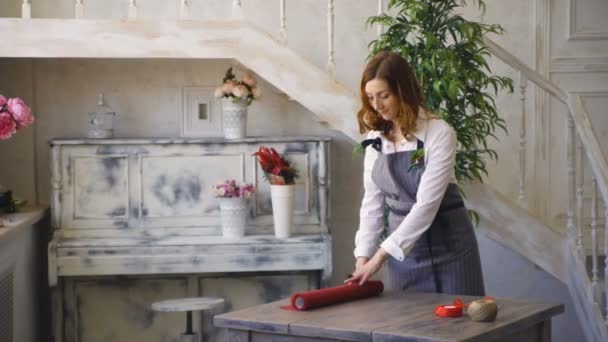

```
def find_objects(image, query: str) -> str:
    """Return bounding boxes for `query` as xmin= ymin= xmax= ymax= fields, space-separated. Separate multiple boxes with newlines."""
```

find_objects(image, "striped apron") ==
xmin=372 ymin=138 xmax=485 ymax=296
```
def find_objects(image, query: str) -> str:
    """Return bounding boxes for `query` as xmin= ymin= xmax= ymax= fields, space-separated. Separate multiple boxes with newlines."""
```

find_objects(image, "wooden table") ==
xmin=214 ymin=291 xmax=563 ymax=341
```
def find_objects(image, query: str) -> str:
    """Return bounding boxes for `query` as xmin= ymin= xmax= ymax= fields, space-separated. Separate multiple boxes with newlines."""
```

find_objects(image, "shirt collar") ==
xmin=408 ymin=107 xmax=429 ymax=142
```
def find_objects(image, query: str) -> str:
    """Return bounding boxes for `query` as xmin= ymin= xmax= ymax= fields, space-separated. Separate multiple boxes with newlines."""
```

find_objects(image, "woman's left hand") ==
xmin=345 ymin=249 xmax=389 ymax=285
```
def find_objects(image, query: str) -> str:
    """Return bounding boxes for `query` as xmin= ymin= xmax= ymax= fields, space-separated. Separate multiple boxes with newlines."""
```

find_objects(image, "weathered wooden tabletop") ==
xmin=214 ymin=291 xmax=564 ymax=342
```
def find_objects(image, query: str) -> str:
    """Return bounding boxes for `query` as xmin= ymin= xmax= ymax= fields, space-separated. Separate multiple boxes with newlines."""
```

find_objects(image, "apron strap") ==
xmin=418 ymin=136 xmax=442 ymax=292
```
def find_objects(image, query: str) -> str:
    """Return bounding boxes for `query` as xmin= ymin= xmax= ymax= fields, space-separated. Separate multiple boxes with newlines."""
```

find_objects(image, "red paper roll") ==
xmin=286 ymin=281 xmax=384 ymax=311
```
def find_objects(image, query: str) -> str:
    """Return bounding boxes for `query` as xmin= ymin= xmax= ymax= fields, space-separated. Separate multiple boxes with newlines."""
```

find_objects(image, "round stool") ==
xmin=151 ymin=297 xmax=224 ymax=342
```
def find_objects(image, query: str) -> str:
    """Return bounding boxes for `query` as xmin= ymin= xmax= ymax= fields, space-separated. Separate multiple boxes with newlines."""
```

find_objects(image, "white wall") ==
xmin=547 ymin=0 xmax=608 ymax=234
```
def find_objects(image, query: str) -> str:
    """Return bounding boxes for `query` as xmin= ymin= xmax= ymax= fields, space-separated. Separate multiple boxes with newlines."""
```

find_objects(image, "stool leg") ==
xmin=200 ymin=311 xmax=205 ymax=342
xmin=179 ymin=310 xmax=197 ymax=342
xmin=186 ymin=310 xmax=193 ymax=334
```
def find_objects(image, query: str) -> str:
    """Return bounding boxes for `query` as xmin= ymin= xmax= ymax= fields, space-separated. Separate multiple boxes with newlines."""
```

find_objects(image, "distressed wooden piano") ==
xmin=47 ymin=136 xmax=332 ymax=342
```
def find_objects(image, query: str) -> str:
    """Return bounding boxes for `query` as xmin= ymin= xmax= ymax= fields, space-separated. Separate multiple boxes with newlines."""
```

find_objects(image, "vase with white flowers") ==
xmin=214 ymin=68 xmax=262 ymax=139
xmin=213 ymin=179 xmax=255 ymax=238
xmin=0 ymin=94 xmax=34 ymax=215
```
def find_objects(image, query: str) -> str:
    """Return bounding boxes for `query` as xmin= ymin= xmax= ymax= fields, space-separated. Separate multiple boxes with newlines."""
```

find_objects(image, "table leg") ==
xmin=539 ymin=319 xmax=551 ymax=342
xmin=227 ymin=329 xmax=250 ymax=342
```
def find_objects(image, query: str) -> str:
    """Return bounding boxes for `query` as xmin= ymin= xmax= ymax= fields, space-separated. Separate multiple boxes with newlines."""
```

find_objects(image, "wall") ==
xmin=547 ymin=0 xmax=608 ymax=237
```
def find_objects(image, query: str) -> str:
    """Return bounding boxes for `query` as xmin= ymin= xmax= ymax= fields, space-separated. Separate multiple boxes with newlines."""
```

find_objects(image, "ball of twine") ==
xmin=467 ymin=299 xmax=498 ymax=322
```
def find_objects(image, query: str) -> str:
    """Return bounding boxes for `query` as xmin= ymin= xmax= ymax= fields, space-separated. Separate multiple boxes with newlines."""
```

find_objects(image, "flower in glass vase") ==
xmin=214 ymin=67 xmax=262 ymax=106
xmin=252 ymin=146 xmax=299 ymax=185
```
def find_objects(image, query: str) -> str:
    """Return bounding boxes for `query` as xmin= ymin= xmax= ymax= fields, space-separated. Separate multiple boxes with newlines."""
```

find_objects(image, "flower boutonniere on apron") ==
xmin=408 ymin=148 xmax=425 ymax=172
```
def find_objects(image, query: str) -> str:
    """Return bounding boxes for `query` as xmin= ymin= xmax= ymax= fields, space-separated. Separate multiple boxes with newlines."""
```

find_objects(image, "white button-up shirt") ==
xmin=354 ymin=111 xmax=458 ymax=261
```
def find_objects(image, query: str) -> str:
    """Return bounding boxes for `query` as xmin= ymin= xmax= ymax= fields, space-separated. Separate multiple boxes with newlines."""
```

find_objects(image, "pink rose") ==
xmin=232 ymin=85 xmax=249 ymax=99
xmin=0 ymin=95 xmax=7 ymax=108
xmin=214 ymin=87 xmax=224 ymax=98
xmin=7 ymin=97 xmax=33 ymax=128
xmin=222 ymin=80 xmax=236 ymax=94
xmin=242 ymin=74 xmax=257 ymax=88
xmin=0 ymin=111 xmax=17 ymax=140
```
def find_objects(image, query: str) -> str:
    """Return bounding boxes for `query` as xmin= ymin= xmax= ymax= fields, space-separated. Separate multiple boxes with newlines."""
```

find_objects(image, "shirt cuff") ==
xmin=353 ymin=245 xmax=377 ymax=259
xmin=380 ymin=237 xmax=405 ymax=261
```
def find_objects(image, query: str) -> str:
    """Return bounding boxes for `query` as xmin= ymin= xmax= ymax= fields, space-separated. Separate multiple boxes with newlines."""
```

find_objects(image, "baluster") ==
xmin=128 ymin=0 xmax=137 ymax=20
xmin=591 ymin=177 xmax=599 ymax=294
xmin=180 ymin=0 xmax=191 ymax=20
xmin=326 ymin=0 xmax=336 ymax=77
xmin=22 ymin=0 xmax=31 ymax=19
xmin=280 ymin=0 xmax=287 ymax=45
xmin=377 ymin=0 xmax=384 ymax=36
xmin=232 ymin=0 xmax=243 ymax=19
xmin=518 ymin=72 xmax=528 ymax=205
xmin=567 ymin=118 xmax=576 ymax=245
xmin=576 ymin=136 xmax=584 ymax=254
xmin=74 ymin=0 xmax=84 ymax=19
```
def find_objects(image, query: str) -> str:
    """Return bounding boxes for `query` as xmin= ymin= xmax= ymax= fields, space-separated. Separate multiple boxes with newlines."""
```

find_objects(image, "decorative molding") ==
xmin=551 ymin=56 xmax=608 ymax=73
xmin=568 ymin=0 xmax=608 ymax=41
xmin=181 ymin=86 xmax=223 ymax=138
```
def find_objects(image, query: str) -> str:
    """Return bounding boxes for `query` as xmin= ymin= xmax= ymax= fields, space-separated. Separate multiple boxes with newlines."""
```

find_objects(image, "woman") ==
xmin=346 ymin=51 xmax=485 ymax=296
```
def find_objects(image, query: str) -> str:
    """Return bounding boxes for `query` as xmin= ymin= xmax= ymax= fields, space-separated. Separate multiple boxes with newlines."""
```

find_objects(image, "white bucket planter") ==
xmin=221 ymin=98 xmax=248 ymax=139
xmin=270 ymin=184 xmax=295 ymax=238
xmin=219 ymin=197 xmax=249 ymax=238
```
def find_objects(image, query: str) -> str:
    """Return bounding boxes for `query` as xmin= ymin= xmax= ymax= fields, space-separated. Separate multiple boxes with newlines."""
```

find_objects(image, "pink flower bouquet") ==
xmin=0 ymin=95 xmax=34 ymax=140
xmin=213 ymin=179 xmax=255 ymax=198
xmin=214 ymin=68 xmax=262 ymax=105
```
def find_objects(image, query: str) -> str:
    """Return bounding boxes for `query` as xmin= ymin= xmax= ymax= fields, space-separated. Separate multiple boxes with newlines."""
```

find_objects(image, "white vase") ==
xmin=270 ymin=184 xmax=295 ymax=238
xmin=221 ymin=98 xmax=248 ymax=139
xmin=219 ymin=197 xmax=249 ymax=238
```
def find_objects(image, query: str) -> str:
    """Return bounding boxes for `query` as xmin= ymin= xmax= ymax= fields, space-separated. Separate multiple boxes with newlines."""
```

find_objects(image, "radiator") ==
xmin=0 ymin=266 xmax=14 ymax=342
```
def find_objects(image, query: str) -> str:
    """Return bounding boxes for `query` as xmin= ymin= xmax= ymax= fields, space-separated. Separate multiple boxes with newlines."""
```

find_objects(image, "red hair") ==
xmin=357 ymin=51 xmax=426 ymax=137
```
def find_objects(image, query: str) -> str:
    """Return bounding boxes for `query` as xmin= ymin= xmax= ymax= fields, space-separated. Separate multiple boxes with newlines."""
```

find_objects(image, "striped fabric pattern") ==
xmin=372 ymin=146 xmax=485 ymax=296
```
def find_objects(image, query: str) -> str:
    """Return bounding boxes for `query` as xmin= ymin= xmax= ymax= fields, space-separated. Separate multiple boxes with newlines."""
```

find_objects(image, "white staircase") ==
xmin=1 ymin=0 xmax=607 ymax=340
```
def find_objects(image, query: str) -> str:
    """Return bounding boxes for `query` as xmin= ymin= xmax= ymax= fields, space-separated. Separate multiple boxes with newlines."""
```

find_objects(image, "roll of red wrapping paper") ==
xmin=284 ymin=280 xmax=384 ymax=311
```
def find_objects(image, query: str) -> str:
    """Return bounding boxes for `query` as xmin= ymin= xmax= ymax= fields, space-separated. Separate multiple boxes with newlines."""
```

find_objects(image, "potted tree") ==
xmin=368 ymin=0 xmax=513 ymax=185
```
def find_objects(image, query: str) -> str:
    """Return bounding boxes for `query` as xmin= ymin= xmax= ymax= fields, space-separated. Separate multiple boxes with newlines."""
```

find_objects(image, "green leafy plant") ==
xmin=408 ymin=148 xmax=425 ymax=172
xmin=367 ymin=0 xmax=513 ymax=184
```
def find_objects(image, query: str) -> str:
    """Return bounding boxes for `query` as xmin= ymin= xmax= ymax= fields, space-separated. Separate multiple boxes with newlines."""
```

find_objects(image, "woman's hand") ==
xmin=346 ymin=249 xmax=389 ymax=285
xmin=355 ymin=257 xmax=369 ymax=270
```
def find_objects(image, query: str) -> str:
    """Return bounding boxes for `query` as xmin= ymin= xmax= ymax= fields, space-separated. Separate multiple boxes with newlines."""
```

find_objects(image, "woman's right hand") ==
xmin=355 ymin=257 xmax=369 ymax=271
